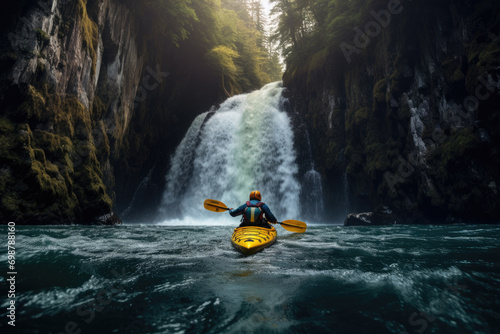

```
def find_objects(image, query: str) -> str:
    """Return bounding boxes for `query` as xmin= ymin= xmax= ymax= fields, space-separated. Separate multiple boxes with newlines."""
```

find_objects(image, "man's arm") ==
xmin=262 ymin=204 xmax=277 ymax=223
xmin=229 ymin=204 xmax=246 ymax=217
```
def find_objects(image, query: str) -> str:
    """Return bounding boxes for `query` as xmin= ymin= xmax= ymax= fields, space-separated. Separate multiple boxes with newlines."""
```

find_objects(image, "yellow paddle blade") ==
xmin=204 ymin=199 xmax=229 ymax=212
xmin=280 ymin=220 xmax=307 ymax=233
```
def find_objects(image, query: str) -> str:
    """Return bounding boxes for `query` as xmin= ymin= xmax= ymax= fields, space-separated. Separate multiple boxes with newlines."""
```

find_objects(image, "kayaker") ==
xmin=228 ymin=190 xmax=278 ymax=228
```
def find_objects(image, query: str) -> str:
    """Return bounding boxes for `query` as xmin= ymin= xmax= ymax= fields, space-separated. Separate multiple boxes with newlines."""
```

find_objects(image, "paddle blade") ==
xmin=280 ymin=220 xmax=307 ymax=233
xmin=204 ymin=199 xmax=229 ymax=212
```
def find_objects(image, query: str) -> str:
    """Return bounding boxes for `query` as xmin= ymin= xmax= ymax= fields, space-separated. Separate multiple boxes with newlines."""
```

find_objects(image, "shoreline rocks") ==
xmin=344 ymin=207 xmax=397 ymax=226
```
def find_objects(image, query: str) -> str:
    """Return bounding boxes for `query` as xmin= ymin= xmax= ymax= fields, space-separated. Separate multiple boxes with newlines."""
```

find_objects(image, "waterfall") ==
xmin=295 ymin=111 xmax=325 ymax=222
xmin=301 ymin=169 xmax=324 ymax=222
xmin=159 ymin=82 xmax=302 ymax=222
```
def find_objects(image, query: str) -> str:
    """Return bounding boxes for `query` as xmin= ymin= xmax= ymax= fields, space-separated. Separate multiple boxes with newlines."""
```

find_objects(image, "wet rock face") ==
xmin=286 ymin=1 xmax=500 ymax=223
xmin=0 ymin=0 xmax=145 ymax=224
xmin=91 ymin=212 xmax=122 ymax=225
xmin=7 ymin=0 xmax=143 ymax=130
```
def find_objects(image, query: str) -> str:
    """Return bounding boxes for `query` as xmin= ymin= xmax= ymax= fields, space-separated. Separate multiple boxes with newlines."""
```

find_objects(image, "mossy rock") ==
xmin=92 ymin=95 xmax=107 ymax=120
xmin=325 ymin=140 xmax=340 ymax=169
xmin=33 ymin=130 xmax=72 ymax=159
xmin=478 ymin=41 xmax=500 ymax=68
xmin=389 ymin=58 xmax=405 ymax=98
xmin=439 ymin=127 xmax=477 ymax=166
xmin=345 ymin=143 xmax=364 ymax=174
xmin=33 ymin=148 xmax=46 ymax=164
xmin=58 ymin=18 xmax=73 ymax=39
xmin=0 ymin=167 xmax=12 ymax=194
xmin=35 ymin=28 xmax=50 ymax=43
xmin=373 ymin=78 xmax=388 ymax=107
xmin=364 ymin=142 xmax=390 ymax=177
xmin=0 ymin=84 xmax=114 ymax=224
xmin=426 ymin=127 xmax=478 ymax=191
xmin=442 ymin=56 xmax=465 ymax=84
xmin=15 ymin=85 xmax=46 ymax=122
xmin=0 ymin=119 xmax=32 ymax=170
xmin=77 ymin=0 xmax=99 ymax=77
xmin=306 ymin=49 xmax=328 ymax=84
xmin=0 ymin=117 xmax=15 ymax=133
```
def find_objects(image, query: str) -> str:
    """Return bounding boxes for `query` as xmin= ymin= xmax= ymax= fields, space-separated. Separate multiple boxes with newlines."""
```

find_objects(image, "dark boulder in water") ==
xmin=91 ymin=212 xmax=122 ymax=225
xmin=344 ymin=207 xmax=397 ymax=226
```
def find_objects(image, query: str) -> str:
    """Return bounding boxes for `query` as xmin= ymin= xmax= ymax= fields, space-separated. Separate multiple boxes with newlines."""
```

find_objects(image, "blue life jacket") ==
xmin=243 ymin=201 xmax=265 ymax=223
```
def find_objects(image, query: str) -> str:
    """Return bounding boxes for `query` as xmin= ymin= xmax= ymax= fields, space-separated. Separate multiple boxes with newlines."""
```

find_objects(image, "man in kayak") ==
xmin=229 ymin=190 xmax=278 ymax=228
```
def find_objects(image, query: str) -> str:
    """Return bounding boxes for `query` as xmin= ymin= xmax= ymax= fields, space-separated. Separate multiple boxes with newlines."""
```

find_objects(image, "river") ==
xmin=1 ymin=223 xmax=499 ymax=333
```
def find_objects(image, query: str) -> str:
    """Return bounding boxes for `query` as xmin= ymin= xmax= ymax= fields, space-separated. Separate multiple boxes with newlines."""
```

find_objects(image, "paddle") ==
xmin=280 ymin=220 xmax=307 ymax=233
xmin=204 ymin=199 xmax=229 ymax=212
xmin=203 ymin=199 xmax=307 ymax=233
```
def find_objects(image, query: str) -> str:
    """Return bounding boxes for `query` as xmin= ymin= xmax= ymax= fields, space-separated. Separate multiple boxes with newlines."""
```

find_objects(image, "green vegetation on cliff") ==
xmin=77 ymin=0 xmax=99 ymax=77
xmin=128 ymin=0 xmax=283 ymax=97
xmin=0 ymin=83 xmax=113 ymax=224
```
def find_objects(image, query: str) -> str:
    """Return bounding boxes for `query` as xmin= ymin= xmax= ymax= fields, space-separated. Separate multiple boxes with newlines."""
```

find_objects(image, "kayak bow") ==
xmin=231 ymin=226 xmax=277 ymax=255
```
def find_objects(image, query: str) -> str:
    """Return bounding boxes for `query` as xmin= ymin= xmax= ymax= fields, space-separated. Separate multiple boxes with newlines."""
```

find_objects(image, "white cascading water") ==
xmin=301 ymin=169 xmax=324 ymax=221
xmin=159 ymin=82 xmax=302 ymax=222
xmin=299 ymin=124 xmax=325 ymax=222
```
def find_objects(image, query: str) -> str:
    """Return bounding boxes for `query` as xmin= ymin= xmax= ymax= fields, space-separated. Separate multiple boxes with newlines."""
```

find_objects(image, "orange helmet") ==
xmin=249 ymin=190 xmax=261 ymax=201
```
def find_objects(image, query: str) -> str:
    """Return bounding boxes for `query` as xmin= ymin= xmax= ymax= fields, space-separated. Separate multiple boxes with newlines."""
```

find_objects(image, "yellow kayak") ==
xmin=231 ymin=226 xmax=277 ymax=255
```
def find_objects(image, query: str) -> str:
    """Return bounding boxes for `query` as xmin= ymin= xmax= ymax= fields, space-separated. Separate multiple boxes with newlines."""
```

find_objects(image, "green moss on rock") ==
xmin=35 ymin=28 xmax=50 ymax=43
xmin=15 ymin=85 xmax=46 ymax=122
xmin=77 ymin=0 xmax=99 ymax=77
xmin=424 ymin=126 xmax=480 ymax=215
xmin=442 ymin=56 xmax=465 ymax=84
xmin=478 ymin=41 xmax=500 ymax=68
xmin=438 ymin=127 xmax=477 ymax=169
xmin=0 ymin=84 xmax=114 ymax=224
xmin=373 ymin=78 xmax=388 ymax=107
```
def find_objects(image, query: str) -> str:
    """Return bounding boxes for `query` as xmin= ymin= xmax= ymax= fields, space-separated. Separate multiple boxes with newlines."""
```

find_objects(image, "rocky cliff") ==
xmin=0 ymin=0 xmax=157 ymax=224
xmin=285 ymin=0 xmax=500 ymax=223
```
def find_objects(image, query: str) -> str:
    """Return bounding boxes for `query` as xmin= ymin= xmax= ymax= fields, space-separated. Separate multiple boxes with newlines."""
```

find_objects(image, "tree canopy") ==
xmin=268 ymin=0 xmax=392 ymax=81
xmin=129 ymin=0 xmax=283 ymax=98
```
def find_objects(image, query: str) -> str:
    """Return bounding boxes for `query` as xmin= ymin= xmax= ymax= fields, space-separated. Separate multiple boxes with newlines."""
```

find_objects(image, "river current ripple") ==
xmin=0 ymin=224 xmax=499 ymax=333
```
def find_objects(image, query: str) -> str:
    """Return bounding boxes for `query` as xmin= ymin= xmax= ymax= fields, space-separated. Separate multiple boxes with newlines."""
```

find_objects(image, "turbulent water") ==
xmin=159 ymin=82 xmax=304 ymax=221
xmin=1 ymin=224 xmax=499 ymax=334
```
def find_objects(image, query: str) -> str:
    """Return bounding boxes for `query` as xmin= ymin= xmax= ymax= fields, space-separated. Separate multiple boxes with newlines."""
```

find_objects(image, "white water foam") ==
xmin=159 ymin=82 xmax=302 ymax=222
